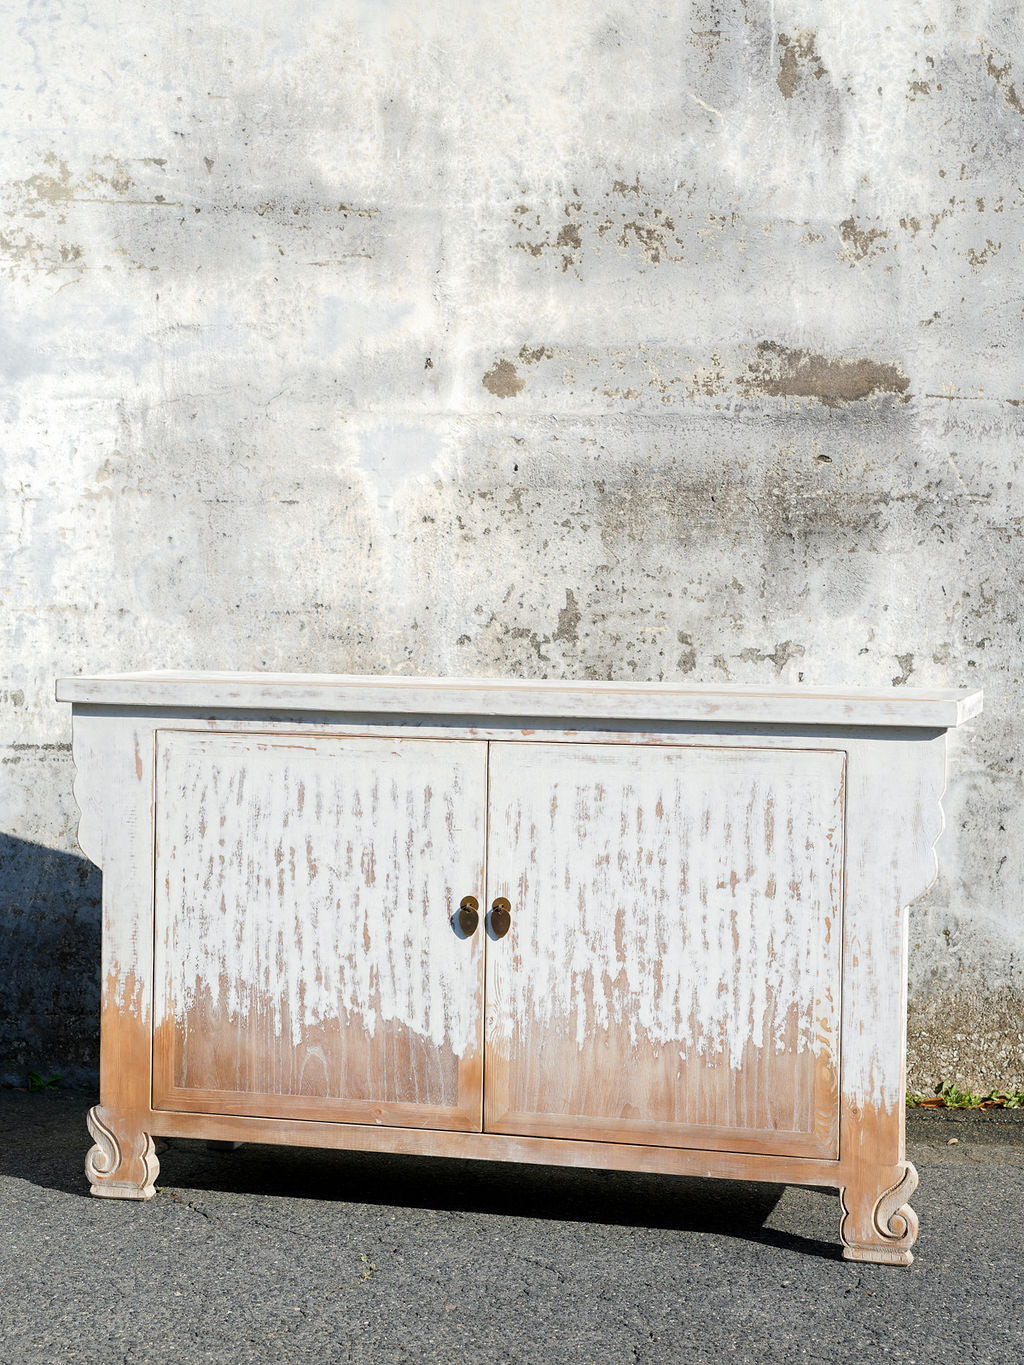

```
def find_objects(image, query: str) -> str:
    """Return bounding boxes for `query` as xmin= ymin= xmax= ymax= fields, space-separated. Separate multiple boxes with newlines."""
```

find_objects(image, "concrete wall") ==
xmin=1 ymin=0 xmax=1021 ymax=1091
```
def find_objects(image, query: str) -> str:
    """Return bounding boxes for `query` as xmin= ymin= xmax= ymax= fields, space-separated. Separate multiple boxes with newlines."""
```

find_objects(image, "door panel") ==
xmin=153 ymin=731 xmax=486 ymax=1130
xmin=484 ymin=742 xmax=844 ymax=1157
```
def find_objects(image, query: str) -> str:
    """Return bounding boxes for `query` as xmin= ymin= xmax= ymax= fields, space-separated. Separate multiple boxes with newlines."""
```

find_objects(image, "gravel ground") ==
xmin=0 ymin=1091 xmax=1020 ymax=1364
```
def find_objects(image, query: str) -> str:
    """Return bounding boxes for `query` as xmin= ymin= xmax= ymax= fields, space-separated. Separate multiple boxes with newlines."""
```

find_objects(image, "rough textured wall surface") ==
xmin=0 ymin=1 xmax=1020 ymax=1090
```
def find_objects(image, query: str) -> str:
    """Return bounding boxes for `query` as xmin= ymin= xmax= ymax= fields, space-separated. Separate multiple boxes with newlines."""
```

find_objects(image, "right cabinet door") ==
xmin=484 ymin=740 xmax=845 ymax=1158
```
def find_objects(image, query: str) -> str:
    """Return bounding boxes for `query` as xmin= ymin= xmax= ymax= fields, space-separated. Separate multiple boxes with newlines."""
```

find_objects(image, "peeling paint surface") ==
xmin=154 ymin=732 xmax=486 ymax=1061
xmin=0 ymin=0 xmax=1021 ymax=1089
xmin=486 ymin=742 xmax=843 ymax=1060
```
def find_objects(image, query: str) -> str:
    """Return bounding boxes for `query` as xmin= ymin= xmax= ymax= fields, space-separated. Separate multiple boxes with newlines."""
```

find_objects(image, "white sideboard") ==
xmin=56 ymin=672 xmax=983 ymax=1265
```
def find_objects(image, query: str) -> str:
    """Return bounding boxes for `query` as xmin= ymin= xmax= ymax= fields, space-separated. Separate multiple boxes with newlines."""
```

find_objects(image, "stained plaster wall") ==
xmin=0 ymin=1 xmax=1021 ymax=1090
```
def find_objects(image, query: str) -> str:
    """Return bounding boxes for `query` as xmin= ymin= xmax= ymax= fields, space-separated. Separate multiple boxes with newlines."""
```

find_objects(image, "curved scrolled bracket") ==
xmin=86 ymin=1106 xmax=159 ymax=1200
xmin=872 ymin=1164 xmax=920 ymax=1245
xmin=84 ymin=1105 xmax=121 ymax=1183
xmin=840 ymin=1162 xmax=919 ymax=1266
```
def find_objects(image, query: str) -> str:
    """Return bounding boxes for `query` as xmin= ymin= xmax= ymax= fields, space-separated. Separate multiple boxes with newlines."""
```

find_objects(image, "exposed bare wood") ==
xmin=840 ymin=1161 xmax=919 ymax=1266
xmin=85 ymin=1105 xmax=159 ymax=1200
xmin=148 ymin=1105 xmax=843 ymax=1187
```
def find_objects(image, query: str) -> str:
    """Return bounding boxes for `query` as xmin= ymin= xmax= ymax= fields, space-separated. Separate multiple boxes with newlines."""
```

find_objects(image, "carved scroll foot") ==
xmin=840 ymin=1162 xmax=919 ymax=1266
xmin=85 ymin=1106 xmax=159 ymax=1200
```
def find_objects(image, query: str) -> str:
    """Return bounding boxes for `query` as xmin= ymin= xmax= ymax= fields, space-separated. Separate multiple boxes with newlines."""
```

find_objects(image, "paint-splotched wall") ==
xmin=1 ymin=1 xmax=1020 ymax=1090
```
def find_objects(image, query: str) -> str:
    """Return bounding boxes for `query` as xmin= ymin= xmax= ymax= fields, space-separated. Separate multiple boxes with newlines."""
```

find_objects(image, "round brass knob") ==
xmin=490 ymin=897 xmax=512 ymax=939
xmin=457 ymin=895 xmax=479 ymax=936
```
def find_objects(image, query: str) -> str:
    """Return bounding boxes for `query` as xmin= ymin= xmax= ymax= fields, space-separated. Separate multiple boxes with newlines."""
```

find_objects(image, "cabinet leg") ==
xmin=839 ymin=1162 xmax=919 ymax=1266
xmin=85 ymin=1105 xmax=159 ymax=1200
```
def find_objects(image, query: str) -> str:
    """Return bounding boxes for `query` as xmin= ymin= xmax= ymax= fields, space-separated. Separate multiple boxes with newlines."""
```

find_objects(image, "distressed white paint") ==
xmin=153 ymin=731 xmax=486 ymax=1056
xmin=64 ymin=675 xmax=978 ymax=1186
xmin=70 ymin=710 xmax=154 ymax=1015
xmin=486 ymin=742 xmax=844 ymax=1063
xmin=839 ymin=728 xmax=949 ymax=1110
xmin=55 ymin=672 xmax=983 ymax=730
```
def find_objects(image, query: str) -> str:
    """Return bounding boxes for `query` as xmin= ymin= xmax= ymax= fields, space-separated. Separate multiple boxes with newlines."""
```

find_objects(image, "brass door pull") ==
xmin=457 ymin=895 xmax=480 ymax=936
xmin=490 ymin=897 xmax=512 ymax=939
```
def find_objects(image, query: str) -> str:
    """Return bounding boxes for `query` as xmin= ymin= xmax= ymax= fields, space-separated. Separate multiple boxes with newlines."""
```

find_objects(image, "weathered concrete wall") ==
xmin=1 ymin=1 xmax=1021 ymax=1090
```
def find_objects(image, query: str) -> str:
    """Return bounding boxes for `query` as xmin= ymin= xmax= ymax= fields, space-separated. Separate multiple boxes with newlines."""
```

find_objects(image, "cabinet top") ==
xmin=55 ymin=671 xmax=983 ymax=729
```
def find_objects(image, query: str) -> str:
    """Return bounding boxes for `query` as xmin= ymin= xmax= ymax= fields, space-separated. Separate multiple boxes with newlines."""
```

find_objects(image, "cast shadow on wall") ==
xmin=0 ymin=832 xmax=101 ymax=1087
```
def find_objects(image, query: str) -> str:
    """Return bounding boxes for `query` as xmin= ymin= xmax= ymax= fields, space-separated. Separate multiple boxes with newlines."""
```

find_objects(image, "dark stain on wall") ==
xmin=967 ymin=238 xmax=1001 ymax=268
xmin=777 ymin=30 xmax=826 ymax=100
xmin=518 ymin=344 xmax=553 ymax=365
xmin=482 ymin=358 xmax=525 ymax=398
xmin=676 ymin=631 xmax=697 ymax=673
xmin=738 ymin=640 xmax=807 ymax=674
xmin=740 ymin=341 xmax=911 ymax=408
xmin=511 ymin=180 xmax=685 ymax=274
xmin=892 ymin=652 xmax=915 ymax=686
xmin=838 ymin=216 xmax=889 ymax=262
xmin=985 ymin=51 xmax=1024 ymax=118
xmin=554 ymin=589 xmax=581 ymax=645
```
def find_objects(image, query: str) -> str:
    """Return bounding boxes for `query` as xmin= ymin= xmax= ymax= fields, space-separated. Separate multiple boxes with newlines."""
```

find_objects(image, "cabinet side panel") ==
xmin=837 ymin=731 xmax=948 ymax=1263
xmin=153 ymin=732 xmax=486 ymax=1129
xmin=72 ymin=711 xmax=156 ymax=1119
xmin=485 ymin=742 xmax=844 ymax=1156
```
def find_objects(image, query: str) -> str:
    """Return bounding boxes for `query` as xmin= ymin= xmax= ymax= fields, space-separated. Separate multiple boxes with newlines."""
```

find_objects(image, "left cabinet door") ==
xmin=152 ymin=731 xmax=487 ymax=1131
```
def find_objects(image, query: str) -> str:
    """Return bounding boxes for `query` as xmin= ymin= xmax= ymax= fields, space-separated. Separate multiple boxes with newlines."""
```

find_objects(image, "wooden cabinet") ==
xmin=56 ymin=672 xmax=982 ymax=1266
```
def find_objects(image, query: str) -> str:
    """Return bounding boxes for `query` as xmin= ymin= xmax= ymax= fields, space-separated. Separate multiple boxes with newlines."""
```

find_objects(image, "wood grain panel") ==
xmin=153 ymin=731 xmax=487 ymax=1129
xmin=484 ymin=742 xmax=844 ymax=1157
xmin=148 ymin=1105 xmax=842 ymax=1189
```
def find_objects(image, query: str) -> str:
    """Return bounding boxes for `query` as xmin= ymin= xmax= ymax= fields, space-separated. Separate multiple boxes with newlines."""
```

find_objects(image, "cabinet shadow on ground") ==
xmin=0 ymin=1092 xmax=839 ymax=1261
xmin=162 ymin=1140 xmax=841 ymax=1259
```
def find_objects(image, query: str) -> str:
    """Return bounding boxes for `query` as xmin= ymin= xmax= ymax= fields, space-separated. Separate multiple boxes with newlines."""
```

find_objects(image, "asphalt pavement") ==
xmin=0 ymin=1091 xmax=1020 ymax=1364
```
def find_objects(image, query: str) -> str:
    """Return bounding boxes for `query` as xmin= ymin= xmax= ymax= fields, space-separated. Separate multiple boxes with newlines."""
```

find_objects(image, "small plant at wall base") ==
xmin=27 ymin=1072 xmax=62 ymax=1092
xmin=907 ymin=1082 xmax=1024 ymax=1109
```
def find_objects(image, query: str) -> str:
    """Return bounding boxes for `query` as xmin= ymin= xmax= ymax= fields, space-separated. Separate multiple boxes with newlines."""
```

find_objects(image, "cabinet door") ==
xmin=153 ymin=731 xmax=486 ymax=1131
xmin=484 ymin=741 xmax=844 ymax=1158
